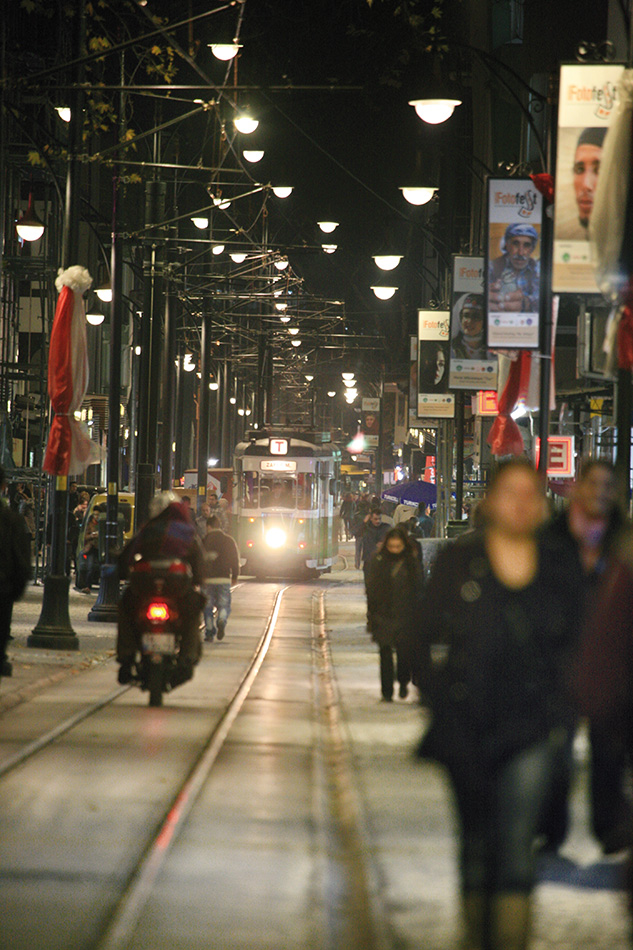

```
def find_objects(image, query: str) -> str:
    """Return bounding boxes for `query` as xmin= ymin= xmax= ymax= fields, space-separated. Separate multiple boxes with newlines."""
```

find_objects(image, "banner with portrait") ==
xmin=417 ymin=310 xmax=454 ymax=418
xmin=450 ymin=255 xmax=498 ymax=390
xmin=486 ymin=179 xmax=542 ymax=348
xmin=553 ymin=63 xmax=624 ymax=293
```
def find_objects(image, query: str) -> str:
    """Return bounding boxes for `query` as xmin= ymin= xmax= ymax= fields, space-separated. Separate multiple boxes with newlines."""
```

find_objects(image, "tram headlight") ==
xmin=265 ymin=527 xmax=287 ymax=549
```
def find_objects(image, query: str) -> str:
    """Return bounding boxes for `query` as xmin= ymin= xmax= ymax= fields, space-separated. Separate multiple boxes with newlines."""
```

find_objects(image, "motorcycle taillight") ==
xmin=146 ymin=602 xmax=170 ymax=622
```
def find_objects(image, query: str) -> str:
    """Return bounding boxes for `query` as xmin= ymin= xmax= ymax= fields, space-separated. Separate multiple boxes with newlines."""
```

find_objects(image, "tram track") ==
xmin=94 ymin=586 xmax=286 ymax=950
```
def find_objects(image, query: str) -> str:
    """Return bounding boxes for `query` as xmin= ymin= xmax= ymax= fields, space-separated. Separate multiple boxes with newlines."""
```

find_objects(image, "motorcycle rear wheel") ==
xmin=148 ymin=660 xmax=164 ymax=707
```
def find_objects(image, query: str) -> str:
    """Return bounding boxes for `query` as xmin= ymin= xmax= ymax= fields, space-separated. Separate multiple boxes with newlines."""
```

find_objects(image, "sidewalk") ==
xmin=1 ymin=582 xmax=117 ymax=713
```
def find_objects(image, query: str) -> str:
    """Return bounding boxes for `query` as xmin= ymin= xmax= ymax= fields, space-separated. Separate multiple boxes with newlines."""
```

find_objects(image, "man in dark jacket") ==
xmin=202 ymin=514 xmax=240 ymax=642
xmin=0 ymin=465 xmax=32 ymax=680
xmin=358 ymin=507 xmax=390 ymax=576
xmin=0 ymin=467 xmax=31 ymax=676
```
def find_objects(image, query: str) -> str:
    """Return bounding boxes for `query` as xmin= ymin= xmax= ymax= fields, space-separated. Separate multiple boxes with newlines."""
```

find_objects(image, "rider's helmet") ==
xmin=148 ymin=490 xmax=179 ymax=518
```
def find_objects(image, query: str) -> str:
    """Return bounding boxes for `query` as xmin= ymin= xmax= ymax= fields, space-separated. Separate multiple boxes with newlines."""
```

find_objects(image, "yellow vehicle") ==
xmin=76 ymin=491 xmax=135 ymax=560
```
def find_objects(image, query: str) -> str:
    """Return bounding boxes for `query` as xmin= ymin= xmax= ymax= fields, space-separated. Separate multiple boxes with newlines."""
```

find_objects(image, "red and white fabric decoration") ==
xmin=43 ymin=266 xmax=100 ymax=477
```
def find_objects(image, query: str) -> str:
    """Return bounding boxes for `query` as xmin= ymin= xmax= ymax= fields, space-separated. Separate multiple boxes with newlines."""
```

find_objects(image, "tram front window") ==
xmin=241 ymin=472 xmax=260 ymax=508
xmin=261 ymin=478 xmax=295 ymax=508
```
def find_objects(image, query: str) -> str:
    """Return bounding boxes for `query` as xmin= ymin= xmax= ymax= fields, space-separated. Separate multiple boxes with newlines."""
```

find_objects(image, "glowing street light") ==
xmin=317 ymin=221 xmax=339 ymax=233
xmin=234 ymin=112 xmax=259 ymax=134
xmin=399 ymin=186 xmax=437 ymax=206
xmin=371 ymin=286 xmax=398 ymax=300
xmin=209 ymin=42 xmax=242 ymax=61
xmin=272 ymin=186 xmax=293 ymax=198
xmin=191 ymin=215 xmax=209 ymax=229
xmin=243 ymin=149 xmax=264 ymax=163
xmin=373 ymin=254 xmax=402 ymax=270
xmin=408 ymin=97 xmax=461 ymax=124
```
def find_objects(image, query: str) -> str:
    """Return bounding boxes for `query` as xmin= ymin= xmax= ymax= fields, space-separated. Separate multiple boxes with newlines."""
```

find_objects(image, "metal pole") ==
xmin=196 ymin=311 xmax=211 ymax=512
xmin=30 ymin=0 xmax=87 ymax=649
xmin=88 ymin=174 xmax=123 ymax=622
xmin=160 ymin=290 xmax=176 ymax=491
xmin=537 ymin=74 xmax=557 ymax=476
xmin=135 ymin=178 xmax=166 ymax=527
xmin=454 ymin=390 xmax=464 ymax=516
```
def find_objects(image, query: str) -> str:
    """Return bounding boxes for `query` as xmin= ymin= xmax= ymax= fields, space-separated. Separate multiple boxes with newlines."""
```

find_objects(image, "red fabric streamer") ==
xmin=43 ymin=286 xmax=75 ymax=475
xmin=530 ymin=173 xmax=554 ymax=204
xmin=487 ymin=351 xmax=533 ymax=456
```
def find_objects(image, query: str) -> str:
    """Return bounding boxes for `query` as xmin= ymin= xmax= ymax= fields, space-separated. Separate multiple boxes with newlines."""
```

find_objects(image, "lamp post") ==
xmin=30 ymin=0 xmax=87 ymax=649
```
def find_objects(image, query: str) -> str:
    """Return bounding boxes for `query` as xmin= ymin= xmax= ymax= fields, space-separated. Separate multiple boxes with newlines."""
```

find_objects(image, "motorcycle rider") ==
xmin=117 ymin=492 xmax=205 ymax=686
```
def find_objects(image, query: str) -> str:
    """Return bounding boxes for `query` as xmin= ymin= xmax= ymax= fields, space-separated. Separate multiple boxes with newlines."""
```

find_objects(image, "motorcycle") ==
xmin=119 ymin=558 xmax=203 ymax=707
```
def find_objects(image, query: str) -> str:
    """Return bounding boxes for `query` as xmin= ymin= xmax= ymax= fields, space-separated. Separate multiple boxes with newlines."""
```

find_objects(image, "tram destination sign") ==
xmin=261 ymin=459 xmax=297 ymax=472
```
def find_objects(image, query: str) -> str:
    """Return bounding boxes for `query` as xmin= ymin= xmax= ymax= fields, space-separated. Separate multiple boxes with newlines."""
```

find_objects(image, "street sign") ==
xmin=535 ymin=436 xmax=575 ymax=477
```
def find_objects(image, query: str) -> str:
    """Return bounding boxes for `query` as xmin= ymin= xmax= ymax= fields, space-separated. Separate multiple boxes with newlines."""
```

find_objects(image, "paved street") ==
xmin=1 ymin=550 xmax=631 ymax=948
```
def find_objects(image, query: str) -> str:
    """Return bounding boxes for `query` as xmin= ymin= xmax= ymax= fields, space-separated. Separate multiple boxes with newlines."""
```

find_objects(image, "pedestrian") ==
xmin=365 ymin=526 xmax=423 ymax=702
xmin=540 ymin=458 xmax=629 ymax=854
xmin=416 ymin=459 xmax=582 ymax=950
xmin=339 ymin=492 xmax=354 ymax=540
xmin=0 ymin=465 xmax=32 ymax=680
xmin=358 ymin=506 xmax=390 ymax=576
xmin=202 ymin=514 xmax=240 ymax=642
xmin=416 ymin=503 xmax=433 ymax=538
xmin=195 ymin=502 xmax=211 ymax=538
xmin=577 ymin=527 xmax=633 ymax=911
xmin=76 ymin=509 xmax=100 ymax=592
xmin=352 ymin=493 xmax=371 ymax=568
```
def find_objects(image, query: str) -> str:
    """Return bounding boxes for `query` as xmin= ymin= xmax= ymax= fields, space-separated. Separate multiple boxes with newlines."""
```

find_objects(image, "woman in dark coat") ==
xmin=416 ymin=459 xmax=582 ymax=950
xmin=365 ymin=525 xmax=423 ymax=702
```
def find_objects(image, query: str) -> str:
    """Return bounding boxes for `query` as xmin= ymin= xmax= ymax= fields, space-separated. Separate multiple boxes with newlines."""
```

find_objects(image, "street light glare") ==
xmin=317 ymin=221 xmax=339 ymax=233
xmin=191 ymin=216 xmax=209 ymax=229
xmin=212 ymin=244 xmax=225 ymax=255
xmin=408 ymin=98 xmax=462 ymax=124
xmin=274 ymin=258 xmax=289 ymax=270
xmin=272 ymin=186 xmax=293 ymax=198
xmin=243 ymin=149 xmax=265 ymax=163
xmin=230 ymin=252 xmax=247 ymax=263
xmin=55 ymin=105 xmax=71 ymax=122
xmin=86 ymin=310 xmax=105 ymax=326
xmin=322 ymin=244 xmax=337 ymax=254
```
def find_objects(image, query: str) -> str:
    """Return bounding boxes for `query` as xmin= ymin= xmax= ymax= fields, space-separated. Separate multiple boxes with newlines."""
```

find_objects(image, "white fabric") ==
xmin=590 ymin=69 xmax=633 ymax=297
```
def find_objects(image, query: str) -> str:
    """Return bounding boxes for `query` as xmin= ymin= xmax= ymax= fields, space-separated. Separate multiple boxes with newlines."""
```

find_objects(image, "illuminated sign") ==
xmin=535 ymin=436 xmax=575 ymax=478
xmin=475 ymin=391 xmax=499 ymax=416
xmin=269 ymin=439 xmax=288 ymax=455
xmin=261 ymin=459 xmax=297 ymax=472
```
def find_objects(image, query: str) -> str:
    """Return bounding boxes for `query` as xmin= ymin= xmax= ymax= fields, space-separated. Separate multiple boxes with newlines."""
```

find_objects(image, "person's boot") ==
xmin=461 ymin=891 xmax=488 ymax=950
xmin=490 ymin=892 xmax=531 ymax=950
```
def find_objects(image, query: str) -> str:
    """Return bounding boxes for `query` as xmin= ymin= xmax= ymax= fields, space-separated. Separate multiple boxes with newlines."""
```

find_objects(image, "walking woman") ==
xmin=365 ymin=525 xmax=423 ymax=701
xmin=416 ymin=460 xmax=582 ymax=950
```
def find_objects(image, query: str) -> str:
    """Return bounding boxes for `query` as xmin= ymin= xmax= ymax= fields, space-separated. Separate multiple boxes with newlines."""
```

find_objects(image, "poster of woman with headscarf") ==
xmin=417 ymin=310 xmax=455 ymax=418
xmin=449 ymin=256 xmax=498 ymax=390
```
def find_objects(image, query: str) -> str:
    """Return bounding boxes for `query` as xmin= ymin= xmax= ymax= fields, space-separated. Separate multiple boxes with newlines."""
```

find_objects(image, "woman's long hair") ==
xmin=382 ymin=525 xmax=420 ymax=579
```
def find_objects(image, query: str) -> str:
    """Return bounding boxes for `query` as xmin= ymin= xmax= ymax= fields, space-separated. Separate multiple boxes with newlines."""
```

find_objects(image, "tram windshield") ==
xmin=240 ymin=472 xmax=315 ymax=510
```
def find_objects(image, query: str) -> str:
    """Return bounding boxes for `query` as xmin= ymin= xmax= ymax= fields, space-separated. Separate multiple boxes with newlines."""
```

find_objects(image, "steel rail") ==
xmin=95 ymin=585 xmax=286 ymax=950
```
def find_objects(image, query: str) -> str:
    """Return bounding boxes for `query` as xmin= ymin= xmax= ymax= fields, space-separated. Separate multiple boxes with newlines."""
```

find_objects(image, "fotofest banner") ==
xmin=450 ymin=256 xmax=498 ymax=390
xmin=486 ymin=179 xmax=542 ymax=348
xmin=553 ymin=63 xmax=624 ymax=293
xmin=417 ymin=310 xmax=454 ymax=418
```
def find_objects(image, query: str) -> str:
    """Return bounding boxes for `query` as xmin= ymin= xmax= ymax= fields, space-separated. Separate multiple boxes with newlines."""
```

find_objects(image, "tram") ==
xmin=234 ymin=428 xmax=341 ymax=579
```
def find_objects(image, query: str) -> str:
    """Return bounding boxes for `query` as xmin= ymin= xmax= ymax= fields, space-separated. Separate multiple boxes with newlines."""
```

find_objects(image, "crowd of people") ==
xmin=358 ymin=458 xmax=633 ymax=950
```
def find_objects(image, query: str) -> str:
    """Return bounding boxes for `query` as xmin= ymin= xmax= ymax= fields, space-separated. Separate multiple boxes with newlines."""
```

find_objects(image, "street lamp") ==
xmin=317 ymin=221 xmax=339 ymax=233
xmin=399 ymin=186 xmax=437 ymax=206
xmin=234 ymin=112 xmax=259 ymax=134
xmin=408 ymin=97 xmax=462 ymax=124
xmin=373 ymin=254 xmax=402 ymax=270
xmin=272 ymin=186 xmax=293 ymax=198
xmin=191 ymin=215 xmax=209 ymax=229
xmin=243 ymin=149 xmax=264 ymax=163
xmin=322 ymin=244 xmax=337 ymax=254
xmin=371 ymin=286 xmax=398 ymax=300
xmin=209 ymin=42 xmax=242 ymax=61
xmin=16 ymin=194 xmax=45 ymax=242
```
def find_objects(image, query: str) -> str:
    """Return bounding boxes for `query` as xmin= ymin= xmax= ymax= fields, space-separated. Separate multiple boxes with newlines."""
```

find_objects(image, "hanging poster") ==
xmin=553 ymin=63 xmax=625 ymax=293
xmin=417 ymin=310 xmax=454 ymax=418
xmin=450 ymin=255 xmax=498 ymax=390
xmin=486 ymin=179 xmax=542 ymax=348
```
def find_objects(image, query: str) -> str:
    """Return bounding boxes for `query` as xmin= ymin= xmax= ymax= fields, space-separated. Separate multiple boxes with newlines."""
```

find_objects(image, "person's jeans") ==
xmin=450 ymin=733 xmax=561 ymax=894
xmin=204 ymin=582 xmax=231 ymax=634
